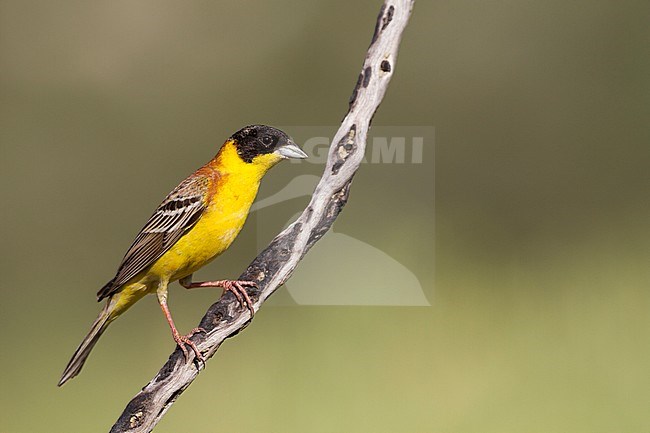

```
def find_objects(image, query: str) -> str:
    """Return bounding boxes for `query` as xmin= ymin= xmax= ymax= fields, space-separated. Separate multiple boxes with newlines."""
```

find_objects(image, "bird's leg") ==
xmin=156 ymin=289 xmax=205 ymax=363
xmin=179 ymin=275 xmax=257 ymax=318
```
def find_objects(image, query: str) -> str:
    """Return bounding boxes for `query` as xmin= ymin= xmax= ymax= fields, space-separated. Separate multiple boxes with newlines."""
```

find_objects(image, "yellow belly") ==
xmin=148 ymin=204 xmax=250 ymax=282
xmin=106 ymin=140 xmax=281 ymax=317
xmin=109 ymin=184 xmax=257 ymax=317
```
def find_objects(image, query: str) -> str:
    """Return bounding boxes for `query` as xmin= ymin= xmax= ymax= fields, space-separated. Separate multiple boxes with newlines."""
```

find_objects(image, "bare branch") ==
xmin=110 ymin=1 xmax=415 ymax=431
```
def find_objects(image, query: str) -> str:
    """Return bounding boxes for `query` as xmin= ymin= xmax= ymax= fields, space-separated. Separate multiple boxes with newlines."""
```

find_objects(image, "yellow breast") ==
xmin=146 ymin=141 xmax=272 ymax=283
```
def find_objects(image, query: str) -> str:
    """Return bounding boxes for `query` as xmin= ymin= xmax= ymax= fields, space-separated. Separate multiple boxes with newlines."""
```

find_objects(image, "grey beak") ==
xmin=275 ymin=141 xmax=308 ymax=159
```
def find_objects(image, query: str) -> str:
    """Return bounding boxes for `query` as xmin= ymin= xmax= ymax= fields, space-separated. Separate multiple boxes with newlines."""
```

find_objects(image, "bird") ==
xmin=58 ymin=125 xmax=308 ymax=386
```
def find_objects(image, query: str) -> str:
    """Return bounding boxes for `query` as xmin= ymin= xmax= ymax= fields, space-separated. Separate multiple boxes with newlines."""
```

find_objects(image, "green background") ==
xmin=1 ymin=1 xmax=648 ymax=432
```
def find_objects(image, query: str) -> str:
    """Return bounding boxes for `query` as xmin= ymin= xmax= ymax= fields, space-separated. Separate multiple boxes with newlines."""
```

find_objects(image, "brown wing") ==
xmin=97 ymin=174 xmax=210 ymax=300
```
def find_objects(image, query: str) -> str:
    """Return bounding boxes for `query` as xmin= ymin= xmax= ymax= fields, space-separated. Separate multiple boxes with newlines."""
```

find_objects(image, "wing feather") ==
xmin=97 ymin=174 xmax=210 ymax=300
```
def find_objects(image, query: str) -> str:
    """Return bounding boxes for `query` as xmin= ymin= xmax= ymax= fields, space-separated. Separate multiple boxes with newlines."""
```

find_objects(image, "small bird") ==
xmin=58 ymin=125 xmax=307 ymax=386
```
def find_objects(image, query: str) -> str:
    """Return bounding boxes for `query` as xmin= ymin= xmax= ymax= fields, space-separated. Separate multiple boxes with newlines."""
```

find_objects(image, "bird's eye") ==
xmin=261 ymin=135 xmax=274 ymax=147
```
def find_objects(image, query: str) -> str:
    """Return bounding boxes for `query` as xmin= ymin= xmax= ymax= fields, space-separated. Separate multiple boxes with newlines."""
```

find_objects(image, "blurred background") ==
xmin=1 ymin=0 xmax=648 ymax=432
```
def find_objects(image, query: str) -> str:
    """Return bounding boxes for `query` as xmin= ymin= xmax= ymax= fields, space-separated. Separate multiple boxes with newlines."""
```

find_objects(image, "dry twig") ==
xmin=110 ymin=1 xmax=415 ymax=431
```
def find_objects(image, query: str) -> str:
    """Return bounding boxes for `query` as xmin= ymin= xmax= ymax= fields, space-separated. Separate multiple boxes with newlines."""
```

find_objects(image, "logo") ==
xmin=253 ymin=126 xmax=434 ymax=306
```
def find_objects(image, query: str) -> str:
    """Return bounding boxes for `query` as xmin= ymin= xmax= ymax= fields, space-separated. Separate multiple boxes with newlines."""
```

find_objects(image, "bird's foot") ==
xmin=173 ymin=329 xmax=206 ymax=364
xmin=220 ymin=280 xmax=257 ymax=317
xmin=181 ymin=278 xmax=257 ymax=317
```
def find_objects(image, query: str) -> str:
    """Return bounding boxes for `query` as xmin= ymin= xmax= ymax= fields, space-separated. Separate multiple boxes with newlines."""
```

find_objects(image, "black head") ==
xmin=230 ymin=125 xmax=306 ymax=163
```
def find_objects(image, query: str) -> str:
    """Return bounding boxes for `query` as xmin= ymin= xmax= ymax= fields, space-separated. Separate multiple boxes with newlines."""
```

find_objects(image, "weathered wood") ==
xmin=110 ymin=1 xmax=415 ymax=431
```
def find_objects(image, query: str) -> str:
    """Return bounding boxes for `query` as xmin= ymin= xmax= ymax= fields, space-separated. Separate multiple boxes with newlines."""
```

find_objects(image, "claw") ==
xmin=173 ymin=331 xmax=205 ymax=364
xmin=189 ymin=327 xmax=207 ymax=336
xmin=223 ymin=280 xmax=257 ymax=318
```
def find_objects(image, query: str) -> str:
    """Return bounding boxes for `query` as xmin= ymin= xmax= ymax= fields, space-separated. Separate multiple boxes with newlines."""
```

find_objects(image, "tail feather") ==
xmin=58 ymin=303 xmax=112 ymax=386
